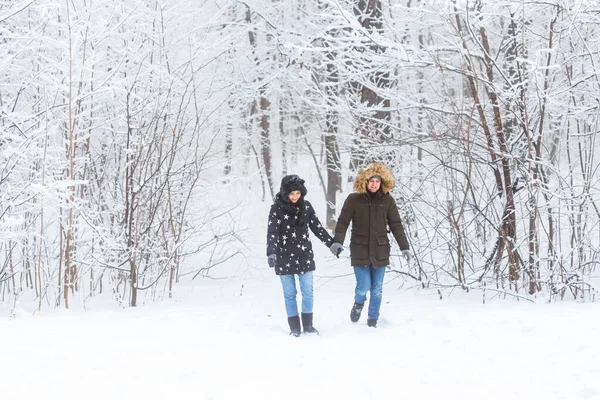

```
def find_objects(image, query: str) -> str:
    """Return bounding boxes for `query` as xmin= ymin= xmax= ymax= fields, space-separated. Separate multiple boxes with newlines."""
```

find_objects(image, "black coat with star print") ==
xmin=266 ymin=195 xmax=333 ymax=275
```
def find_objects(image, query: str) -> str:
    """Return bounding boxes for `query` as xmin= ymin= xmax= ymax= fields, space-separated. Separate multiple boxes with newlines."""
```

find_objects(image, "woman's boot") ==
xmin=301 ymin=312 xmax=319 ymax=335
xmin=288 ymin=316 xmax=301 ymax=337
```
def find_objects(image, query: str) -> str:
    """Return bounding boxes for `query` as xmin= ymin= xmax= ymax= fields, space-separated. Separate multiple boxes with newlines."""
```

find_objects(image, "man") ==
xmin=329 ymin=162 xmax=411 ymax=328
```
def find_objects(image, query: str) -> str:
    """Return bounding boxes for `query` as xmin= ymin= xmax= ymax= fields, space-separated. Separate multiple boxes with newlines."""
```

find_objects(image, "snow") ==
xmin=3 ymin=269 xmax=600 ymax=399
xmin=2 ymin=183 xmax=600 ymax=400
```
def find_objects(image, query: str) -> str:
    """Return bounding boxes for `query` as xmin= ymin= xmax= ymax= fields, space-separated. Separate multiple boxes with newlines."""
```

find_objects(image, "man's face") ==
xmin=367 ymin=178 xmax=381 ymax=193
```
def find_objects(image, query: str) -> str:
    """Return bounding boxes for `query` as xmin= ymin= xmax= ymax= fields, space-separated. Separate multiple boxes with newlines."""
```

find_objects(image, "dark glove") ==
xmin=267 ymin=254 xmax=277 ymax=268
xmin=329 ymin=242 xmax=344 ymax=258
xmin=402 ymin=249 xmax=412 ymax=262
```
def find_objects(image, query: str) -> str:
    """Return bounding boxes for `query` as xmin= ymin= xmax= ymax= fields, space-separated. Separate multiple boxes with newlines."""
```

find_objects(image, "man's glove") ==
xmin=402 ymin=249 xmax=412 ymax=262
xmin=267 ymin=254 xmax=277 ymax=268
xmin=329 ymin=242 xmax=344 ymax=258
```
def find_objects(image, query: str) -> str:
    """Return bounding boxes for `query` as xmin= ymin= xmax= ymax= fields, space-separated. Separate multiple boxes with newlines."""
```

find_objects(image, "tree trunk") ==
xmin=247 ymin=7 xmax=274 ymax=199
xmin=351 ymin=0 xmax=391 ymax=168
xmin=324 ymin=56 xmax=341 ymax=229
xmin=259 ymin=96 xmax=273 ymax=199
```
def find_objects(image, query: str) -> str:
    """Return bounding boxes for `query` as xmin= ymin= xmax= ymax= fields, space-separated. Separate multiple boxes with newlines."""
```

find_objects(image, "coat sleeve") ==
xmin=266 ymin=204 xmax=280 ymax=256
xmin=387 ymin=196 xmax=409 ymax=250
xmin=306 ymin=201 xmax=333 ymax=247
xmin=333 ymin=194 xmax=354 ymax=245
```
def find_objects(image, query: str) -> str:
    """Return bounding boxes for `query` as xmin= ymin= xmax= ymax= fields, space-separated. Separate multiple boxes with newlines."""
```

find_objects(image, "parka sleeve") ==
xmin=387 ymin=196 xmax=409 ymax=250
xmin=266 ymin=204 xmax=281 ymax=256
xmin=333 ymin=194 xmax=354 ymax=245
xmin=305 ymin=201 xmax=333 ymax=247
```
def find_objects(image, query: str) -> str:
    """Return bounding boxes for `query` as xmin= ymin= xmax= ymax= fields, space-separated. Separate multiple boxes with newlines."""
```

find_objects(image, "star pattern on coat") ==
xmin=266 ymin=197 xmax=333 ymax=275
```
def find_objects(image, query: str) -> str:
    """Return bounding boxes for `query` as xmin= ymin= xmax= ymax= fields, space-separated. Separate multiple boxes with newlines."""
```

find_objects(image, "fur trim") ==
xmin=353 ymin=163 xmax=394 ymax=194
xmin=279 ymin=175 xmax=308 ymax=198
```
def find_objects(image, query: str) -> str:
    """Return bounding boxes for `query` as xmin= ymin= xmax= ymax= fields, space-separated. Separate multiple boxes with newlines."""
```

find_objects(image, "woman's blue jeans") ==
xmin=279 ymin=271 xmax=314 ymax=317
xmin=353 ymin=265 xmax=386 ymax=320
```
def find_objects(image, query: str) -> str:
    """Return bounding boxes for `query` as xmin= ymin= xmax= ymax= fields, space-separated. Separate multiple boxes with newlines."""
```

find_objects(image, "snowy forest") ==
xmin=1 ymin=0 xmax=600 ymax=312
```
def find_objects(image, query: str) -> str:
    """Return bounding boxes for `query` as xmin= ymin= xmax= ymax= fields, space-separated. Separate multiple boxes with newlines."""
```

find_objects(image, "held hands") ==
xmin=402 ymin=249 xmax=412 ymax=262
xmin=329 ymin=242 xmax=344 ymax=258
xmin=267 ymin=254 xmax=277 ymax=268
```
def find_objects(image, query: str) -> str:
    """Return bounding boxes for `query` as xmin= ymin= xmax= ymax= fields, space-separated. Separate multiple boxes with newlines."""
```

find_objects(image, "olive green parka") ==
xmin=333 ymin=163 xmax=409 ymax=267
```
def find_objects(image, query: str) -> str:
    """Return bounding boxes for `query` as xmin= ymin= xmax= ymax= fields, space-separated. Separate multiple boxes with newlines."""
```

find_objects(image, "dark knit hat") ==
xmin=280 ymin=175 xmax=308 ymax=198
xmin=369 ymin=175 xmax=382 ymax=182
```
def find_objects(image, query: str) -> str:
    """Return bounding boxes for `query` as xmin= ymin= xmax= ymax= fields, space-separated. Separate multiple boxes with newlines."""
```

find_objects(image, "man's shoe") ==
xmin=350 ymin=302 xmax=364 ymax=323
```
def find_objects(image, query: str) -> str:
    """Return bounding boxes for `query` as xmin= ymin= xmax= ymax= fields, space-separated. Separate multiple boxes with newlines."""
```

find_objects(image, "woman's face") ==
xmin=288 ymin=190 xmax=301 ymax=204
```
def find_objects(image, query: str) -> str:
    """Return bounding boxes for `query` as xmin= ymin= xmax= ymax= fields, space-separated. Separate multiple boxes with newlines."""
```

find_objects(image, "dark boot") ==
xmin=367 ymin=318 xmax=377 ymax=328
xmin=288 ymin=316 xmax=301 ymax=337
xmin=350 ymin=301 xmax=364 ymax=323
xmin=301 ymin=312 xmax=319 ymax=335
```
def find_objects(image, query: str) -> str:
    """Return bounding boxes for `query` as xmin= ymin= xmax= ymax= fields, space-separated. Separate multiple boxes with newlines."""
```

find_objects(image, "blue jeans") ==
xmin=279 ymin=271 xmax=314 ymax=317
xmin=353 ymin=265 xmax=386 ymax=320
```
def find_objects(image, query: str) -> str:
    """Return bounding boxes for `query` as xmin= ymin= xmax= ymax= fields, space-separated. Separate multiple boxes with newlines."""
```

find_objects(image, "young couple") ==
xmin=266 ymin=163 xmax=411 ymax=336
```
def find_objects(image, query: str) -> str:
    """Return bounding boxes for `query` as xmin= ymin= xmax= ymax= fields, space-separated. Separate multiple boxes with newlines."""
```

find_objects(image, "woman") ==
xmin=266 ymin=175 xmax=340 ymax=336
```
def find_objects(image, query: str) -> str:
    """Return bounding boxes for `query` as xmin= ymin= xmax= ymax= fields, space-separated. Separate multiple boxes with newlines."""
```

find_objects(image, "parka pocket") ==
xmin=350 ymin=234 xmax=369 ymax=260
xmin=375 ymin=236 xmax=390 ymax=261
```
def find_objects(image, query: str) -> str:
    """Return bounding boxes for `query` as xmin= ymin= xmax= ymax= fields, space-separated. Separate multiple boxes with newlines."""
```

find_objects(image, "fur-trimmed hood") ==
xmin=278 ymin=174 xmax=308 ymax=199
xmin=353 ymin=163 xmax=395 ymax=194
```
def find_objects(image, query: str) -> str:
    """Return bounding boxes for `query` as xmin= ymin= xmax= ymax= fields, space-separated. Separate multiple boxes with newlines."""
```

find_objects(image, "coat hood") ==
xmin=279 ymin=174 xmax=308 ymax=199
xmin=353 ymin=163 xmax=395 ymax=194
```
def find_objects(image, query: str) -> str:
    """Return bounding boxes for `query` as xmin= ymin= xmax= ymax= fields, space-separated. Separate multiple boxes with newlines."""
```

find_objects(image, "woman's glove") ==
xmin=402 ymin=249 xmax=412 ymax=262
xmin=267 ymin=254 xmax=277 ymax=268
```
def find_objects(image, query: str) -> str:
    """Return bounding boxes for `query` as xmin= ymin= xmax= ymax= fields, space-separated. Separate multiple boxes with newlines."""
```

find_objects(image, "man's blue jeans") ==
xmin=279 ymin=271 xmax=314 ymax=317
xmin=353 ymin=265 xmax=386 ymax=320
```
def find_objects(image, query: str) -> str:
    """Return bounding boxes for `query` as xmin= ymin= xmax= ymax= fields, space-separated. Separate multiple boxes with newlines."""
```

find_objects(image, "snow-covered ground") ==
xmin=3 ymin=266 xmax=600 ymax=400
xmin=3 ymin=181 xmax=600 ymax=400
